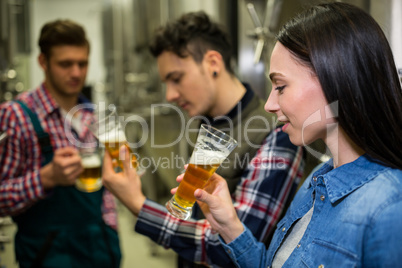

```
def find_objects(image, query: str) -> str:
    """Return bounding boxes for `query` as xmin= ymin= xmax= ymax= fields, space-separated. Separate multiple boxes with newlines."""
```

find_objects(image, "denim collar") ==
xmin=308 ymin=154 xmax=390 ymax=203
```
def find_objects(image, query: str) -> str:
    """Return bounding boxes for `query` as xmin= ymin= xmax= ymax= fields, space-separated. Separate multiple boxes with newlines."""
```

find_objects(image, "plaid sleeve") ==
xmin=102 ymin=189 xmax=118 ymax=230
xmin=135 ymin=127 xmax=304 ymax=267
xmin=135 ymin=199 xmax=223 ymax=266
xmin=0 ymin=102 xmax=45 ymax=216
xmin=235 ymin=127 xmax=304 ymax=244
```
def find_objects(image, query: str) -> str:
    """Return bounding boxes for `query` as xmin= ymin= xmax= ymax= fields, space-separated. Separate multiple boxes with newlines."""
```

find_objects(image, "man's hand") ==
xmin=102 ymin=145 xmax=146 ymax=216
xmin=40 ymin=147 xmax=83 ymax=189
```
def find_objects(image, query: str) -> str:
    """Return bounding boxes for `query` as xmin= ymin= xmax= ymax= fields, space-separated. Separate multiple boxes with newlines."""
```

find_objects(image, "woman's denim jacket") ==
xmin=221 ymin=154 xmax=402 ymax=267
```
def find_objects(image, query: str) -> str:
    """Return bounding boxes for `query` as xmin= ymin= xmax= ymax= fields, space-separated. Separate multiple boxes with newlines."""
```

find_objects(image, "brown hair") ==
xmin=38 ymin=19 xmax=89 ymax=58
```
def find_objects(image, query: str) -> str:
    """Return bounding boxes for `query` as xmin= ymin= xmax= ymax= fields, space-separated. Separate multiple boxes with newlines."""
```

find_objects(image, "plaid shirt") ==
xmin=0 ymin=84 xmax=117 ymax=229
xmin=135 ymin=127 xmax=304 ymax=267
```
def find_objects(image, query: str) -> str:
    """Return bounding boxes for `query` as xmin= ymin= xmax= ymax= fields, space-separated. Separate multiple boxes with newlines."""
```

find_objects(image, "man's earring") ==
xmin=213 ymin=71 xmax=218 ymax=78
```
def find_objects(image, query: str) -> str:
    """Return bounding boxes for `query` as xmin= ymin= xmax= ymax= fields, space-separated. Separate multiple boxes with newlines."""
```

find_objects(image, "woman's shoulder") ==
xmin=356 ymin=167 xmax=402 ymax=218
xmin=372 ymin=167 xmax=402 ymax=194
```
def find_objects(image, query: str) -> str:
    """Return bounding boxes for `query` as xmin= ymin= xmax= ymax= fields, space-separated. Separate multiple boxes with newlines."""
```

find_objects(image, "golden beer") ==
xmin=88 ymin=107 xmax=143 ymax=173
xmin=175 ymin=163 xmax=220 ymax=208
xmin=103 ymin=140 xmax=138 ymax=169
xmin=76 ymin=154 xmax=102 ymax=192
xmin=166 ymin=124 xmax=237 ymax=220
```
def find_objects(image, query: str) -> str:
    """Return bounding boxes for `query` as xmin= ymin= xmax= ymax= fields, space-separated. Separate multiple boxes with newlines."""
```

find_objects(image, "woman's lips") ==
xmin=277 ymin=116 xmax=290 ymax=131
xmin=282 ymin=122 xmax=290 ymax=131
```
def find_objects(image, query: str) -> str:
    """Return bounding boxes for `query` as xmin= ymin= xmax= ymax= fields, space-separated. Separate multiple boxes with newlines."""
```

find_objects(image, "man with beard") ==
xmin=0 ymin=19 xmax=121 ymax=267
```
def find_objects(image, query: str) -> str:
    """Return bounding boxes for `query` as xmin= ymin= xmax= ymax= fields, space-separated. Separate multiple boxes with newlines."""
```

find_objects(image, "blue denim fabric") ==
xmin=221 ymin=154 xmax=402 ymax=267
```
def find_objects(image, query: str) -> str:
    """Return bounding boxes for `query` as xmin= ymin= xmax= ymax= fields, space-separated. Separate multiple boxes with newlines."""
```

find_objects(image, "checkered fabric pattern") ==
xmin=135 ymin=127 xmax=304 ymax=267
xmin=0 ymin=84 xmax=118 ymax=229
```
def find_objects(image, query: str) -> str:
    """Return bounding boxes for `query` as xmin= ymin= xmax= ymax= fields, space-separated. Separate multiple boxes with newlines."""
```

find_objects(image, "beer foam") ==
xmin=190 ymin=149 xmax=228 ymax=165
xmin=98 ymin=130 xmax=126 ymax=143
xmin=82 ymin=154 xmax=101 ymax=168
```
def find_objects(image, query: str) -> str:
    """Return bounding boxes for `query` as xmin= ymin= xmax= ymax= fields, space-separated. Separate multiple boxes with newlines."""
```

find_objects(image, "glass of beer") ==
xmin=166 ymin=124 xmax=237 ymax=220
xmin=76 ymin=147 xmax=103 ymax=192
xmin=87 ymin=105 xmax=144 ymax=174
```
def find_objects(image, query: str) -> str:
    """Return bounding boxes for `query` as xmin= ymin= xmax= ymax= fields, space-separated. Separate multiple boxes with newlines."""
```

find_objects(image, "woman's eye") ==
xmin=275 ymin=85 xmax=286 ymax=92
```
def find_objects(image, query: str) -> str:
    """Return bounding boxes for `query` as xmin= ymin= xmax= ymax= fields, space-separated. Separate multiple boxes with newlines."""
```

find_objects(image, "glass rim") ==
xmin=200 ymin=124 xmax=237 ymax=145
xmin=89 ymin=105 xmax=118 ymax=126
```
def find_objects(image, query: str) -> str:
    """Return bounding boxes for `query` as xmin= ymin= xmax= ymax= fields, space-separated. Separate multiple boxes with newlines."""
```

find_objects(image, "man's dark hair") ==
xmin=38 ymin=19 xmax=89 ymax=58
xmin=149 ymin=11 xmax=234 ymax=75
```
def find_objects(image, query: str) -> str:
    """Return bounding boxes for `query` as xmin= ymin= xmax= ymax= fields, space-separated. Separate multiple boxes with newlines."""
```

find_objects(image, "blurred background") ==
xmin=1 ymin=0 xmax=401 ymax=267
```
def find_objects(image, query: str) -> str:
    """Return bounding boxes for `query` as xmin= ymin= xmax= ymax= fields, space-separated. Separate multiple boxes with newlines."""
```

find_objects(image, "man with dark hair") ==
xmin=102 ymin=11 xmax=304 ymax=267
xmin=0 ymin=19 xmax=121 ymax=267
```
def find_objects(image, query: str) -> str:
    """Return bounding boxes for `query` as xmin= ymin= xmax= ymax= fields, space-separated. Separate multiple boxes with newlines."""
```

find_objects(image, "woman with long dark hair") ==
xmin=190 ymin=2 xmax=402 ymax=267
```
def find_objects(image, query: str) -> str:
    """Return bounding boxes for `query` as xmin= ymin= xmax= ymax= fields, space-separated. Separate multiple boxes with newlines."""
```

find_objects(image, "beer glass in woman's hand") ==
xmin=166 ymin=124 xmax=237 ymax=220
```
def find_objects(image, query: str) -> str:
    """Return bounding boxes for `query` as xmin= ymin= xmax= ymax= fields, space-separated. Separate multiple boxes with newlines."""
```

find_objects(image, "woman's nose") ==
xmin=265 ymin=90 xmax=280 ymax=114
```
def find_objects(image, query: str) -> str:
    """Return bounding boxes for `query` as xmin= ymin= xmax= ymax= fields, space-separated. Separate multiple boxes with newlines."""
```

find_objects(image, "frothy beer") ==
xmin=77 ymin=154 xmax=102 ymax=192
xmin=174 ymin=149 xmax=228 ymax=208
xmin=99 ymin=130 xmax=137 ymax=169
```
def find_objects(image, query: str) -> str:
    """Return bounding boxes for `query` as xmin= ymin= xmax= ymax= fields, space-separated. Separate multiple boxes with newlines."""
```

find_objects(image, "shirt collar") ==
xmin=202 ymin=83 xmax=254 ymax=125
xmin=36 ymin=83 xmax=92 ymax=116
xmin=36 ymin=83 xmax=59 ymax=115
xmin=309 ymin=154 xmax=390 ymax=203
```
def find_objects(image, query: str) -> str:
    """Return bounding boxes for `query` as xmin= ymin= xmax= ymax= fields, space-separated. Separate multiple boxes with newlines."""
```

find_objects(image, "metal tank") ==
xmin=0 ymin=0 xmax=31 ymax=103
xmin=0 ymin=2 xmax=31 ymax=265
xmin=101 ymin=0 xmax=235 ymax=111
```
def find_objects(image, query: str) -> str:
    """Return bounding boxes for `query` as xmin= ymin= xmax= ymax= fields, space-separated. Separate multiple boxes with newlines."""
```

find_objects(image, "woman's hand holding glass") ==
xmin=172 ymin=171 xmax=245 ymax=243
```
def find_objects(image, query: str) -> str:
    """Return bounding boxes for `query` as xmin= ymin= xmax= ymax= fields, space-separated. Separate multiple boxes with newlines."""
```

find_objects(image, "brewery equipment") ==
xmin=0 ymin=0 xmax=31 ymax=103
